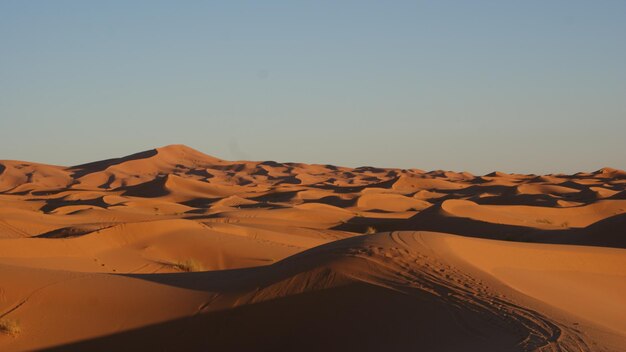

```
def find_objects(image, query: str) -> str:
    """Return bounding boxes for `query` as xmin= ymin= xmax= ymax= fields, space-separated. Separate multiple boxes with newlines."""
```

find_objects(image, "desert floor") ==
xmin=0 ymin=145 xmax=625 ymax=351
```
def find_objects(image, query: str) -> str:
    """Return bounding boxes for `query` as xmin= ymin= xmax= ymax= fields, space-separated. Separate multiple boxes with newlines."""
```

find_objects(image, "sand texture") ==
xmin=1 ymin=145 xmax=625 ymax=351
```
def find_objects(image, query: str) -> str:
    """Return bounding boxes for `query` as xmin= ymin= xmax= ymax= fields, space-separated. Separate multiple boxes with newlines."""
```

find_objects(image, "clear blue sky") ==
xmin=1 ymin=1 xmax=625 ymax=174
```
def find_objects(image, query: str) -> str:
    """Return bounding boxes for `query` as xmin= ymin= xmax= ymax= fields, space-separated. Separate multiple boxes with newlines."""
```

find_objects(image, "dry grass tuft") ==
xmin=174 ymin=258 xmax=204 ymax=272
xmin=0 ymin=319 xmax=21 ymax=336
xmin=365 ymin=226 xmax=377 ymax=235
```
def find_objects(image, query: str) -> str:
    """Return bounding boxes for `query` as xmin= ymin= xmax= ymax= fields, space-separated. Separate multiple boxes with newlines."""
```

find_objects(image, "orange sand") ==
xmin=0 ymin=145 xmax=624 ymax=351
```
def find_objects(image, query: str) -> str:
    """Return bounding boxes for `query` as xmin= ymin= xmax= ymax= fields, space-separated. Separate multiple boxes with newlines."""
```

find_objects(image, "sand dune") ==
xmin=1 ymin=145 xmax=624 ymax=351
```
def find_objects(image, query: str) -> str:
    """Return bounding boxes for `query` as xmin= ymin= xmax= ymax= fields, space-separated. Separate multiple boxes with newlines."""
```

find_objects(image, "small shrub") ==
xmin=174 ymin=258 xmax=204 ymax=272
xmin=365 ymin=226 xmax=377 ymax=235
xmin=0 ymin=319 xmax=20 ymax=336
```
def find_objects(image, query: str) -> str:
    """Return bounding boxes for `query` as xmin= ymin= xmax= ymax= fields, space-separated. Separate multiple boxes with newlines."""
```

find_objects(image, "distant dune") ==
xmin=0 ymin=145 xmax=624 ymax=351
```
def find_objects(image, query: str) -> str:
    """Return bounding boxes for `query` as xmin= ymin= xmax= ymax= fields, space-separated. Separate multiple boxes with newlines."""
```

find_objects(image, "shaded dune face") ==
xmin=0 ymin=145 xmax=625 ymax=351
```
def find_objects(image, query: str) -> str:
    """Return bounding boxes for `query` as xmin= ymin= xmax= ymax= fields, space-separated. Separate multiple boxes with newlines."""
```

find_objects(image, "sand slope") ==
xmin=1 ymin=145 xmax=624 ymax=351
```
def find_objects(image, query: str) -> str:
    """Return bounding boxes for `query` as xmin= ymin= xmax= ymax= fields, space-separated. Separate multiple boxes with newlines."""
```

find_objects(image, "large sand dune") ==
xmin=0 ymin=145 xmax=624 ymax=351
